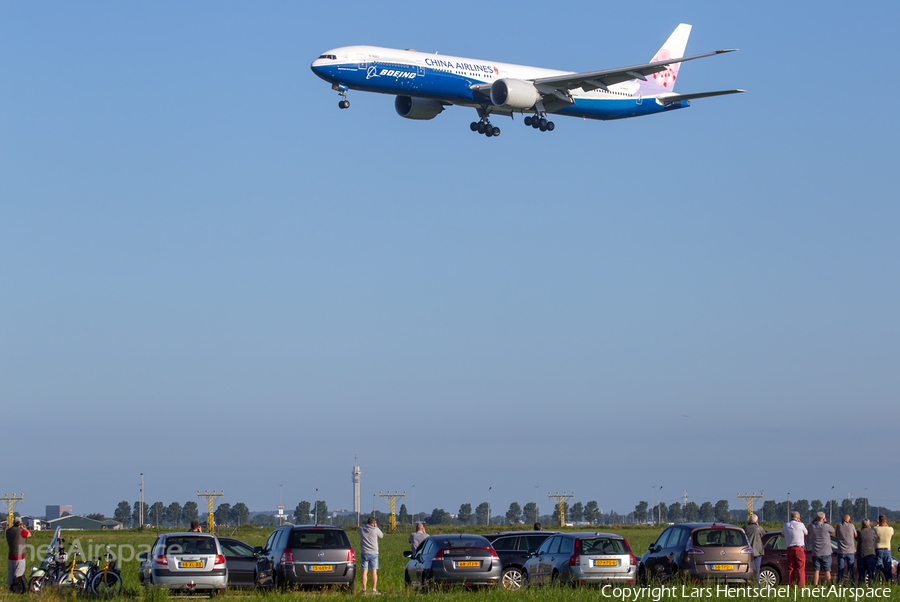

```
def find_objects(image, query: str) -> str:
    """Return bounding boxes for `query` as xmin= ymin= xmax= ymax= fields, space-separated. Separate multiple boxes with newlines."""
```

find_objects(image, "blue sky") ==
xmin=2 ymin=0 xmax=898 ymax=520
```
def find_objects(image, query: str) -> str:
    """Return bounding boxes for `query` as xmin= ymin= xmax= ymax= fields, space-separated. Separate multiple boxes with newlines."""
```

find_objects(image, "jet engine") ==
xmin=394 ymin=96 xmax=445 ymax=120
xmin=490 ymin=78 xmax=541 ymax=110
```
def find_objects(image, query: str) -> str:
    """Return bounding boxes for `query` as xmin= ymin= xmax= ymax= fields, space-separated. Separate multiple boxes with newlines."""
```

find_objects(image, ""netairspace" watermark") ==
xmin=599 ymin=585 xmax=893 ymax=601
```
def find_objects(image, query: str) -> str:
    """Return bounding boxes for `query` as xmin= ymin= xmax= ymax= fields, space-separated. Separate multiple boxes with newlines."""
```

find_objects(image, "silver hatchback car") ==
xmin=139 ymin=533 xmax=228 ymax=593
xmin=523 ymin=532 xmax=638 ymax=585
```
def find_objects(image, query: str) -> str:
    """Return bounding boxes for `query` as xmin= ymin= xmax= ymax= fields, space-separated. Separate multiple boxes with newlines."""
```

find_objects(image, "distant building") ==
xmin=100 ymin=520 xmax=123 ymax=530
xmin=45 ymin=515 xmax=105 ymax=530
xmin=46 ymin=505 xmax=73 ymax=520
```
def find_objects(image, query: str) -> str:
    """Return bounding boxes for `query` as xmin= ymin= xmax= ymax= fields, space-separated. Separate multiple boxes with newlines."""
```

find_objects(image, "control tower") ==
xmin=352 ymin=454 xmax=361 ymax=517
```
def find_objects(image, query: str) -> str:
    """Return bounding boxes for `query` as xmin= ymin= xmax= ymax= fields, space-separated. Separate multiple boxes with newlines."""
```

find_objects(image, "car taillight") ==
xmin=490 ymin=548 xmax=499 ymax=560
xmin=630 ymin=554 xmax=638 ymax=566
xmin=347 ymin=549 xmax=355 ymax=562
xmin=740 ymin=547 xmax=752 ymax=555
xmin=569 ymin=553 xmax=580 ymax=567
xmin=622 ymin=539 xmax=637 ymax=565
xmin=280 ymin=548 xmax=294 ymax=564
xmin=432 ymin=549 xmax=445 ymax=561
xmin=155 ymin=555 xmax=168 ymax=566
xmin=214 ymin=555 xmax=225 ymax=566
xmin=685 ymin=548 xmax=705 ymax=555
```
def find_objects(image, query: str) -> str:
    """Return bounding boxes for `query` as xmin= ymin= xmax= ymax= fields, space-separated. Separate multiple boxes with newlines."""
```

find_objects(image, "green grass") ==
xmin=4 ymin=525 xmax=900 ymax=600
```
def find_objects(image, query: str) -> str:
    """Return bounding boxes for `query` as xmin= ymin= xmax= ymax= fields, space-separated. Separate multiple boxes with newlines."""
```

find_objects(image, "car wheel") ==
xmin=347 ymin=580 xmax=355 ymax=594
xmin=501 ymin=567 xmax=525 ymax=590
xmin=551 ymin=570 xmax=560 ymax=585
xmin=758 ymin=566 xmax=780 ymax=587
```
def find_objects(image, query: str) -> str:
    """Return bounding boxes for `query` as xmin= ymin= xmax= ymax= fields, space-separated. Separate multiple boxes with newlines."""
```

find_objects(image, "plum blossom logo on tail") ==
xmin=650 ymin=49 xmax=678 ymax=88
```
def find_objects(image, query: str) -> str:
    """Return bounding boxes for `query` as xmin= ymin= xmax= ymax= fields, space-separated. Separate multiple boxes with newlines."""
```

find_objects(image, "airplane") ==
xmin=310 ymin=24 xmax=744 ymax=138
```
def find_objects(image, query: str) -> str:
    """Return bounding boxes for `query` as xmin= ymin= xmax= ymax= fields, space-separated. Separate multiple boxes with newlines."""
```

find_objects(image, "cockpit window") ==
xmin=318 ymin=54 xmax=337 ymax=60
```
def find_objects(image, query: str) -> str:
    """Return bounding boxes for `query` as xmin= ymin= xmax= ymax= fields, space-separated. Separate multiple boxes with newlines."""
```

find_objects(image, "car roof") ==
xmin=163 ymin=532 xmax=218 ymax=537
xmin=675 ymin=523 xmax=743 ymax=530
xmin=563 ymin=532 xmax=625 ymax=539
xmin=286 ymin=524 xmax=346 ymax=530
xmin=488 ymin=531 xmax=558 ymax=537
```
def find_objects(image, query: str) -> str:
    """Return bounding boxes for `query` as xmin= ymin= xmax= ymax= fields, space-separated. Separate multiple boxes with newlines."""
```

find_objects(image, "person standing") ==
xmin=533 ymin=522 xmax=542 ymax=531
xmin=784 ymin=511 xmax=809 ymax=588
xmin=357 ymin=516 xmax=384 ymax=594
xmin=857 ymin=519 xmax=877 ymax=583
xmin=409 ymin=523 xmax=428 ymax=553
xmin=808 ymin=512 xmax=835 ymax=585
xmin=744 ymin=514 xmax=766 ymax=578
xmin=835 ymin=514 xmax=857 ymax=583
xmin=873 ymin=515 xmax=894 ymax=583
xmin=6 ymin=519 xmax=32 ymax=589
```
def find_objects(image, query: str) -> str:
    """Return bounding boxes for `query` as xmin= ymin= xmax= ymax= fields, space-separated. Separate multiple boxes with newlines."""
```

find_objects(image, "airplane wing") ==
xmin=653 ymin=89 xmax=746 ymax=102
xmin=531 ymin=49 xmax=738 ymax=92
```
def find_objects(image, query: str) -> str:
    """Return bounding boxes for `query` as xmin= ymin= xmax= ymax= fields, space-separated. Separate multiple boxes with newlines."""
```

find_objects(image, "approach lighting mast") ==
xmin=2 ymin=494 xmax=23 ymax=528
xmin=737 ymin=491 xmax=764 ymax=522
xmin=198 ymin=490 xmax=224 ymax=534
xmin=548 ymin=492 xmax=574 ymax=527
xmin=379 ymin=491 xmax=406 ymax=533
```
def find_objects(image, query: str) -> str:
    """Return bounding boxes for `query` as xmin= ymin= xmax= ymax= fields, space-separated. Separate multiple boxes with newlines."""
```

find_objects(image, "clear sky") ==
xmin=2 ymin=0 xmax=898 ymax=520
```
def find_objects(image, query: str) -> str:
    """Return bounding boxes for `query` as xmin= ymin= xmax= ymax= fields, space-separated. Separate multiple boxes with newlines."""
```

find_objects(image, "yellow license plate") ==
xmin=180 ymin=562 xmax=202 ymax=568
xmin=456 ymin=561 xmax=479 ymax=568
xmin=712 ymin=564 xmax=735 ymax=571
xmin=594 ymin=559 xmax=618 ymax=566
xmin=310 ymin=565 xmax=333 ymax=572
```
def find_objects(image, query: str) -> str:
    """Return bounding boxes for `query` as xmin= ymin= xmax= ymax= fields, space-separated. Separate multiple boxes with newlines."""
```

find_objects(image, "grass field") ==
xmin=3 ymin=524 xmax=900 ymax=601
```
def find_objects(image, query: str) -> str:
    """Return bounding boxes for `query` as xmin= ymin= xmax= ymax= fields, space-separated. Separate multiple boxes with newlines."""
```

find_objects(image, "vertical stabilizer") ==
xmin=645 ymin=23 xmax=692 ymax=91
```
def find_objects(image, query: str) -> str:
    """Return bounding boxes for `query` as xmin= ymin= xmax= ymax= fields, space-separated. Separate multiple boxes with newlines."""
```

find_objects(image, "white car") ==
xmin=139 ymin=533 xmax=228 ymax=593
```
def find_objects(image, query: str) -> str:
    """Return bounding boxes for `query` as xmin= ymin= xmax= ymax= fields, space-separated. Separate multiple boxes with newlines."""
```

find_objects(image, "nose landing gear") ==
xmin=524 ymin=114 xmax=554 ymax=132
xmin=333 ymin=83 xmax=350 ymax=109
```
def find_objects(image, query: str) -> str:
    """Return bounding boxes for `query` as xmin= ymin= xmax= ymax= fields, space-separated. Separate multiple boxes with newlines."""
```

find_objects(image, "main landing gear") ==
xmin=470 ymin=118 xmax=500 ymax=138
xmin=524 ymin=114 xmax=555 ymax=132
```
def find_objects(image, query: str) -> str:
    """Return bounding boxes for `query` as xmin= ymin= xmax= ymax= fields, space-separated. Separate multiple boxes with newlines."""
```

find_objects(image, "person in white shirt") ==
xmin=783 ymin=511 xmax=809 ymax=587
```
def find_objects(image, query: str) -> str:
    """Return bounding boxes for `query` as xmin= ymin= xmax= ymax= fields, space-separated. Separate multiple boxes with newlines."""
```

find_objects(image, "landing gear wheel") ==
xmin=547 ymin=121 xmax=555 ymax=131
xmin=539 ymin=123 xmax=548 ymax=132
xmin=540 ymin=117 xmax=548 ymax=128
xmin=470 ymin=122 xmax=479 ymax=131
xmin=477 ymin=122 xmax=486 ymax=134
xmin=492 ymin=126 xmax=500 ymax=137
xmin=501 ymin=567 xmax=525 ymax=590
xmin=532 ymin=118 xmax=540 ymax=129
xmin=524 ymin=116 xmax=533 ymax=126
xmin=338 ymin=100 xmax=350 ymax=109
xmin=484 ymin=127 xmax=494 ymax=137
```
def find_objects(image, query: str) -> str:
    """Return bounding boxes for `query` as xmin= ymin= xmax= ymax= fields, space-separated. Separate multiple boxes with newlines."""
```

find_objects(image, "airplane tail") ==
xmin=644 ymin=23 xmax=691 ymax=92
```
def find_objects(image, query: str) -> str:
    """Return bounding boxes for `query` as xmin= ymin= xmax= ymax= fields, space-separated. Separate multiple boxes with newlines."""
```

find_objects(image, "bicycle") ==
xmin=88 ymin=547 xmax=122 ymax=597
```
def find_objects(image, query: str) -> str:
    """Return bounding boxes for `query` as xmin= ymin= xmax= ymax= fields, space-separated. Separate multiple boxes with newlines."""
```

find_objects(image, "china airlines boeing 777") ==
xmin=311 ymin=24 xmax=743 ymax=138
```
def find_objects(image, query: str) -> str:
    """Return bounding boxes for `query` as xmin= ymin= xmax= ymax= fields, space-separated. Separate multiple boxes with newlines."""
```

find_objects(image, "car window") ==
xmin=164 ymin=536 xmax=216 ymax=555
xmin=692 ymin=529 xmax=748 ymax=547
xmin=221 ymin=541 xmax=254 ymax=557
xmin=537 ymin=537 xmax=554 ymax=555
xmin=831 ymin=538 xmax=838 ymax=552
xmin=419 ymin=540 xmax=434 ymax=557
xmin=667 ymin=528 xmax=688 ymax=550
xmin=558 ymin=538 xmax=574 ymax=555
xmin=765 ymin=535 xmax=784 ymax=550
xmin=545 ymin=537 xmax=561 ymax=554
xmin=491 ymin=537 xmax=516 ymax=551
xmin=523 ymin=535 xmax=548 ymax=552
xmin=655 ymin=528 xmax=674 ymax=549
xmin=581 ymin=538 xmax=626 ymax=555
xmin=263 ymin=531 xmax=277 ymax=552
xmin=289 ymin=529 xmax=350 ymax=549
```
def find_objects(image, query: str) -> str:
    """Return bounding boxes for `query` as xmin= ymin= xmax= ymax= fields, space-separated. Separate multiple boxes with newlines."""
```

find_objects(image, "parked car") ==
xmin=639 ymin=523 xmax=753 ymax=584
xmin=484 ymin=531 xmax=557 ymax=590
xmin=403 ymin=534 xmax=502 ymax=589
xmin=522 ymin=532 xmax=637 ymax=586
xmin=217 ymin=537 xmax=258 ymax=588
xmin=255 ymin=524 xmax=355 ymax=592
xmin=138 ymin=532 xmax=227 ymax=593
xmin=757 ymin=531 xmax=898 ymax=586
